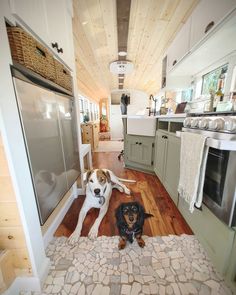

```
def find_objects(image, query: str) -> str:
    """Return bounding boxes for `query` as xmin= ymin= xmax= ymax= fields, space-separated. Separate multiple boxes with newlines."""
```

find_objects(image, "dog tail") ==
xmin=117 ymin=177 xmax=136 ymax=183
xmin=144 ymin=213 xmax=154 ymax=219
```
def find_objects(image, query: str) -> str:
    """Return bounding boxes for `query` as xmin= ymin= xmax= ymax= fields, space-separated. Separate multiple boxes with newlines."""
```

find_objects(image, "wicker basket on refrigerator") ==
xmin=54 ymin=58 xmax=73 ymax=92
xmin=7 ymin=26 xmax=55 ymax=81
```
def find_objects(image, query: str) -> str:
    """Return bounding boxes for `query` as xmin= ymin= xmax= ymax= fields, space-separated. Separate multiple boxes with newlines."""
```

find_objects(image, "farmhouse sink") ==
xmin=127 ymin=116 xmax=157 ymax=137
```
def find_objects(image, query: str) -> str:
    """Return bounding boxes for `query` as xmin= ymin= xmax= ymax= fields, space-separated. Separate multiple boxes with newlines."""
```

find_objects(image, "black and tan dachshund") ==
xmin=115 ymin=202 xmax=153 ymax=250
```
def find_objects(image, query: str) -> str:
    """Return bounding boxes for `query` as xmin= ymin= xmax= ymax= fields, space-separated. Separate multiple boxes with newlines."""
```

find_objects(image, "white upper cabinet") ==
xmin=167 ymin=17 xmax=191 ymax=73
xmin=9 ymin=0 xmax=73 ymax=69
xmin=44 ymin=0 xmax=74 ymax=70
xmin=190 ymin=0 xmax=236 ymax=49
xmin=9 ymin=0 xmax=49 ymax=44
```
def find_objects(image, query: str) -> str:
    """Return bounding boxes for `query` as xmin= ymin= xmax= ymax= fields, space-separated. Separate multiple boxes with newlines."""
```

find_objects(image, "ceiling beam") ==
xmin=116 ymin=0 xmax=131 ymax=89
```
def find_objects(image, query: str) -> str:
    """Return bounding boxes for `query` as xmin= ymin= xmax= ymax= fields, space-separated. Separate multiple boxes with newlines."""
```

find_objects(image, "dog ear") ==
xmin=137 ymin=202 xmax=145 ymax=226
xmin=115 ymin=203 xmax=125 ymax=224
xmin=105 ymin=170 xmax=111 ymax=183
xmin=85 ymin=170 xmax=93 ymax=183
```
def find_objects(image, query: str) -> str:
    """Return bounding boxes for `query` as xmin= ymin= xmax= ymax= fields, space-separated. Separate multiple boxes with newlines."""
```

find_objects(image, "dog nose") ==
xmin=94 ymin=188 xmax=100 ymax=195
xmin=129 ymin=216 xmax=134 ymax=222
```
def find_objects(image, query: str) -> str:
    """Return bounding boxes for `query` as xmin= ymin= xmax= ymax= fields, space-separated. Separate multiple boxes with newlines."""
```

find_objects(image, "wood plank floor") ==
xmin=55 ymin=152 xmax=193 ymax=237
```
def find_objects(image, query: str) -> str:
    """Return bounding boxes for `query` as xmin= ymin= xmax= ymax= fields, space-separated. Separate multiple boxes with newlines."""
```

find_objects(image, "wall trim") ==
xmin=3 ymin=276 xmax=42 ymax=295
xmin=42 ymin=193 xmax=74 ymax=248
xmin=77 ymin=188 xmax=85 ymax=196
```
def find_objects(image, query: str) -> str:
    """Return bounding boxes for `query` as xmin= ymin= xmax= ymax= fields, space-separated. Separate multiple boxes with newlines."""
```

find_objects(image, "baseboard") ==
xmin=3 ymin=276 xmax=41 ymax=295
xmin=43 ymin=194 xmax=74 ymax=248
xmin=77 ymin=188 xmax=85 ymax=196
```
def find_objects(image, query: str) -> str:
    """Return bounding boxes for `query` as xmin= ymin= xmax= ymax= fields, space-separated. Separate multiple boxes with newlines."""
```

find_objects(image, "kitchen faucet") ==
xmin=149 ymin=94 xmax=157 ymax=116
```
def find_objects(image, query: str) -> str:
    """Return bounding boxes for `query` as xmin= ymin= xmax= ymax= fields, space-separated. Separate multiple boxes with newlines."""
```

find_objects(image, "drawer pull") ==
xmin=8 ymin=235 xmax=14 ymax=239
xmin=57 ymin=47 xmax=63 ymax=54
xmin=172 ymin=60 xmax=177 ymax=66
xmin=139 ymin=142 xmax=142 ymax=145
xmin=51 ymin=42 xmax=58 ymax=49
xmin=204 ymin=21 xmax=214 ymax=34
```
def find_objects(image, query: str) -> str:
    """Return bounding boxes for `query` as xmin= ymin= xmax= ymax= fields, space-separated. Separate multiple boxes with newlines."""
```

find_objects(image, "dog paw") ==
xmin=68 ymin=231 xmax=80 ymax=245
xmin=124 ymin=188 xmax=130 ymax=195
xmin=137 ymin=239 xmax=145 ymax=248
xmin=118 ymin=239 xmax=126 ymax=250
xmin=88 ymin=226 xmax=98 ymax=239
xmin=117 ymin=186 xmax=124 ymax=193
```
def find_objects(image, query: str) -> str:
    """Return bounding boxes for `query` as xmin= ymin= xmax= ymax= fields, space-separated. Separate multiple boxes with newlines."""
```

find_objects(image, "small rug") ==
xmin=23 ymin=235 xmax=233 ymax=295
xmin=94 ymin=140 xmax=124 ymax=152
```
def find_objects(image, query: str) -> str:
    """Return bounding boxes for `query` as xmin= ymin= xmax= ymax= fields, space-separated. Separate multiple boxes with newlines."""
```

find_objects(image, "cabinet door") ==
xmin=154 ymin=131 xmax=167 ymax=182
xmin=167 ymin=17 xmax=191 ymax=72
xmin=164 ymin=135 xmax=180 ymax=205
xmin=138 ymin=137 xmax=154 ymax=166
xmin=126 ymin=135 xmax=154 ymax=166
xmin=190 ymin=0 xmax=236 ymax=49
xmin=178 ymin=198 xmax=235 ymax=275
xmin=126 ymin=136 xmax=142 ymax=164
xmin=9 ymin=0 xmax=49 ymax=43
xmin=93 ymin=123 xmax=99 ymax=149
xmin=44 ymin=0 xmax=73 ymax=69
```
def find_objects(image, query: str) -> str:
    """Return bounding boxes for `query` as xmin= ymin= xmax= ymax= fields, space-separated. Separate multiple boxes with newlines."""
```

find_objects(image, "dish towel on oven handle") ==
xmin=178 ymin=132 xmax=209 ymax=213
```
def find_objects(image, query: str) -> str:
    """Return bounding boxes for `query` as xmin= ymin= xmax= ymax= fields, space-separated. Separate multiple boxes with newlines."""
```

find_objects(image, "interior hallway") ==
xmin=55 ymin=152 xmax=192 ymax=238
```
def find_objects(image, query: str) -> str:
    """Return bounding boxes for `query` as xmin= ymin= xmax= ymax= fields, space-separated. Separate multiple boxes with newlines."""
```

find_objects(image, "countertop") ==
xmin=122 ymin=113 xmax=187 ymax=119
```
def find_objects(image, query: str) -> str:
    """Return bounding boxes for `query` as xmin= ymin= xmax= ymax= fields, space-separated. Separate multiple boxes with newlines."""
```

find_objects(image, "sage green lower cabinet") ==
xmin=163 ymin=134 xmax=180 ymax=205
xmin=124 ymin=135 xmax=155 ymax=172
xmin=154 ymin=131 xmax=167 ymax=181
xmin=225 ymin=235 xmax=236 ymax=292
xmin=154 ymin=130 xmax=180 ymax=205
xmin=178 ymin=197 xmax=235 ymax=276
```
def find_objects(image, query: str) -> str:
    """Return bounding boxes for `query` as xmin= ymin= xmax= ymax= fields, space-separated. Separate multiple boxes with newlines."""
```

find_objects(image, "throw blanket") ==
xmin=178 ymin=132 xmax=209 ymax=213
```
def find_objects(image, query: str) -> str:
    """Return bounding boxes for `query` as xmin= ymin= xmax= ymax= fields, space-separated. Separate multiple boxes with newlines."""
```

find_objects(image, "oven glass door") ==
xmin=203 ymin=147 xmax=229 ymax=206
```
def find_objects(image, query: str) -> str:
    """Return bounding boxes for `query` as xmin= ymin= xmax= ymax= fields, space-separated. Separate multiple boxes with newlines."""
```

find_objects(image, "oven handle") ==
xmin=176 ymin=131 xmax=236 ymax=151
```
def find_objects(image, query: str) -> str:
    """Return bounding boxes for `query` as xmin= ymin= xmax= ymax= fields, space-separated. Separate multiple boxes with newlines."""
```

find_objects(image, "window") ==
xmin=202 ymin=64 xmax=228 ymax=96
xmin=78 ymin=95 xmax=99 ymax=123
xmin=79 ymin=96 xmax=84 ymax=123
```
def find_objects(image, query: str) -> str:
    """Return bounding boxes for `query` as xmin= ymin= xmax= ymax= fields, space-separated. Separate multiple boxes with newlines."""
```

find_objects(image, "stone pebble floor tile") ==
xmin=20 ymin=235 xmax=233 ymax=295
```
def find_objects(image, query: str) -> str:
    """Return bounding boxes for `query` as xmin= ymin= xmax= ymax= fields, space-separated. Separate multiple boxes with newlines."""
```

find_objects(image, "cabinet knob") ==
xmin=51 ymin=42 xmax=59 ymax=49
xmin=204 ymin=21 xmax=214 ymax=34
xmin=57 ymin=47 xmax=63 ymax=54
xmin=139 ymin=142 xmax=142 ymax=145
xmin=135 ymin=142 xmax=138 ymax=144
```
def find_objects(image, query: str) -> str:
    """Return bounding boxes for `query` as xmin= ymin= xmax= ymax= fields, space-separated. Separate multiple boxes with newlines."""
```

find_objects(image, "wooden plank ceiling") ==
xmin=73 ymin=0 xmax=198 ymax=101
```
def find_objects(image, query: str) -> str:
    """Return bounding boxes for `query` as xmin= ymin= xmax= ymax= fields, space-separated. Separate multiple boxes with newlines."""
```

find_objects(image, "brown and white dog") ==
xmin=68 ymin=169 xmax=134 ymax=244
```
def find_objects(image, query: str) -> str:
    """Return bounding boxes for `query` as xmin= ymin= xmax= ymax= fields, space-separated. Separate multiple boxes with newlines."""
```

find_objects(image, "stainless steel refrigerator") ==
xmin=12 ymin=66 xmax=80 ymax=225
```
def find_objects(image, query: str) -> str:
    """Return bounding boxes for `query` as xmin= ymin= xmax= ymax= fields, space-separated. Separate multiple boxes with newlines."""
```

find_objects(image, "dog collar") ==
xmin=95 ymin=195 xmax=105 ymax=205
xmin=125 ymin=228 xmax=140 ymax=235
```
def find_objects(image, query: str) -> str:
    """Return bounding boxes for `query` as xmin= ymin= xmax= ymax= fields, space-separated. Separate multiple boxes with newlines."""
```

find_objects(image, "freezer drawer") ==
xmin=14 ymin=76 xmax=80 ymax=224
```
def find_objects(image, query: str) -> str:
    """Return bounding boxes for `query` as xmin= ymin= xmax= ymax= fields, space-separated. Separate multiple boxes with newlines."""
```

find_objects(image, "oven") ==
xmin=203 ymin=147 xmax=236 ymax=226
xmin=182 ymin=113 xmax=236 ymax=227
